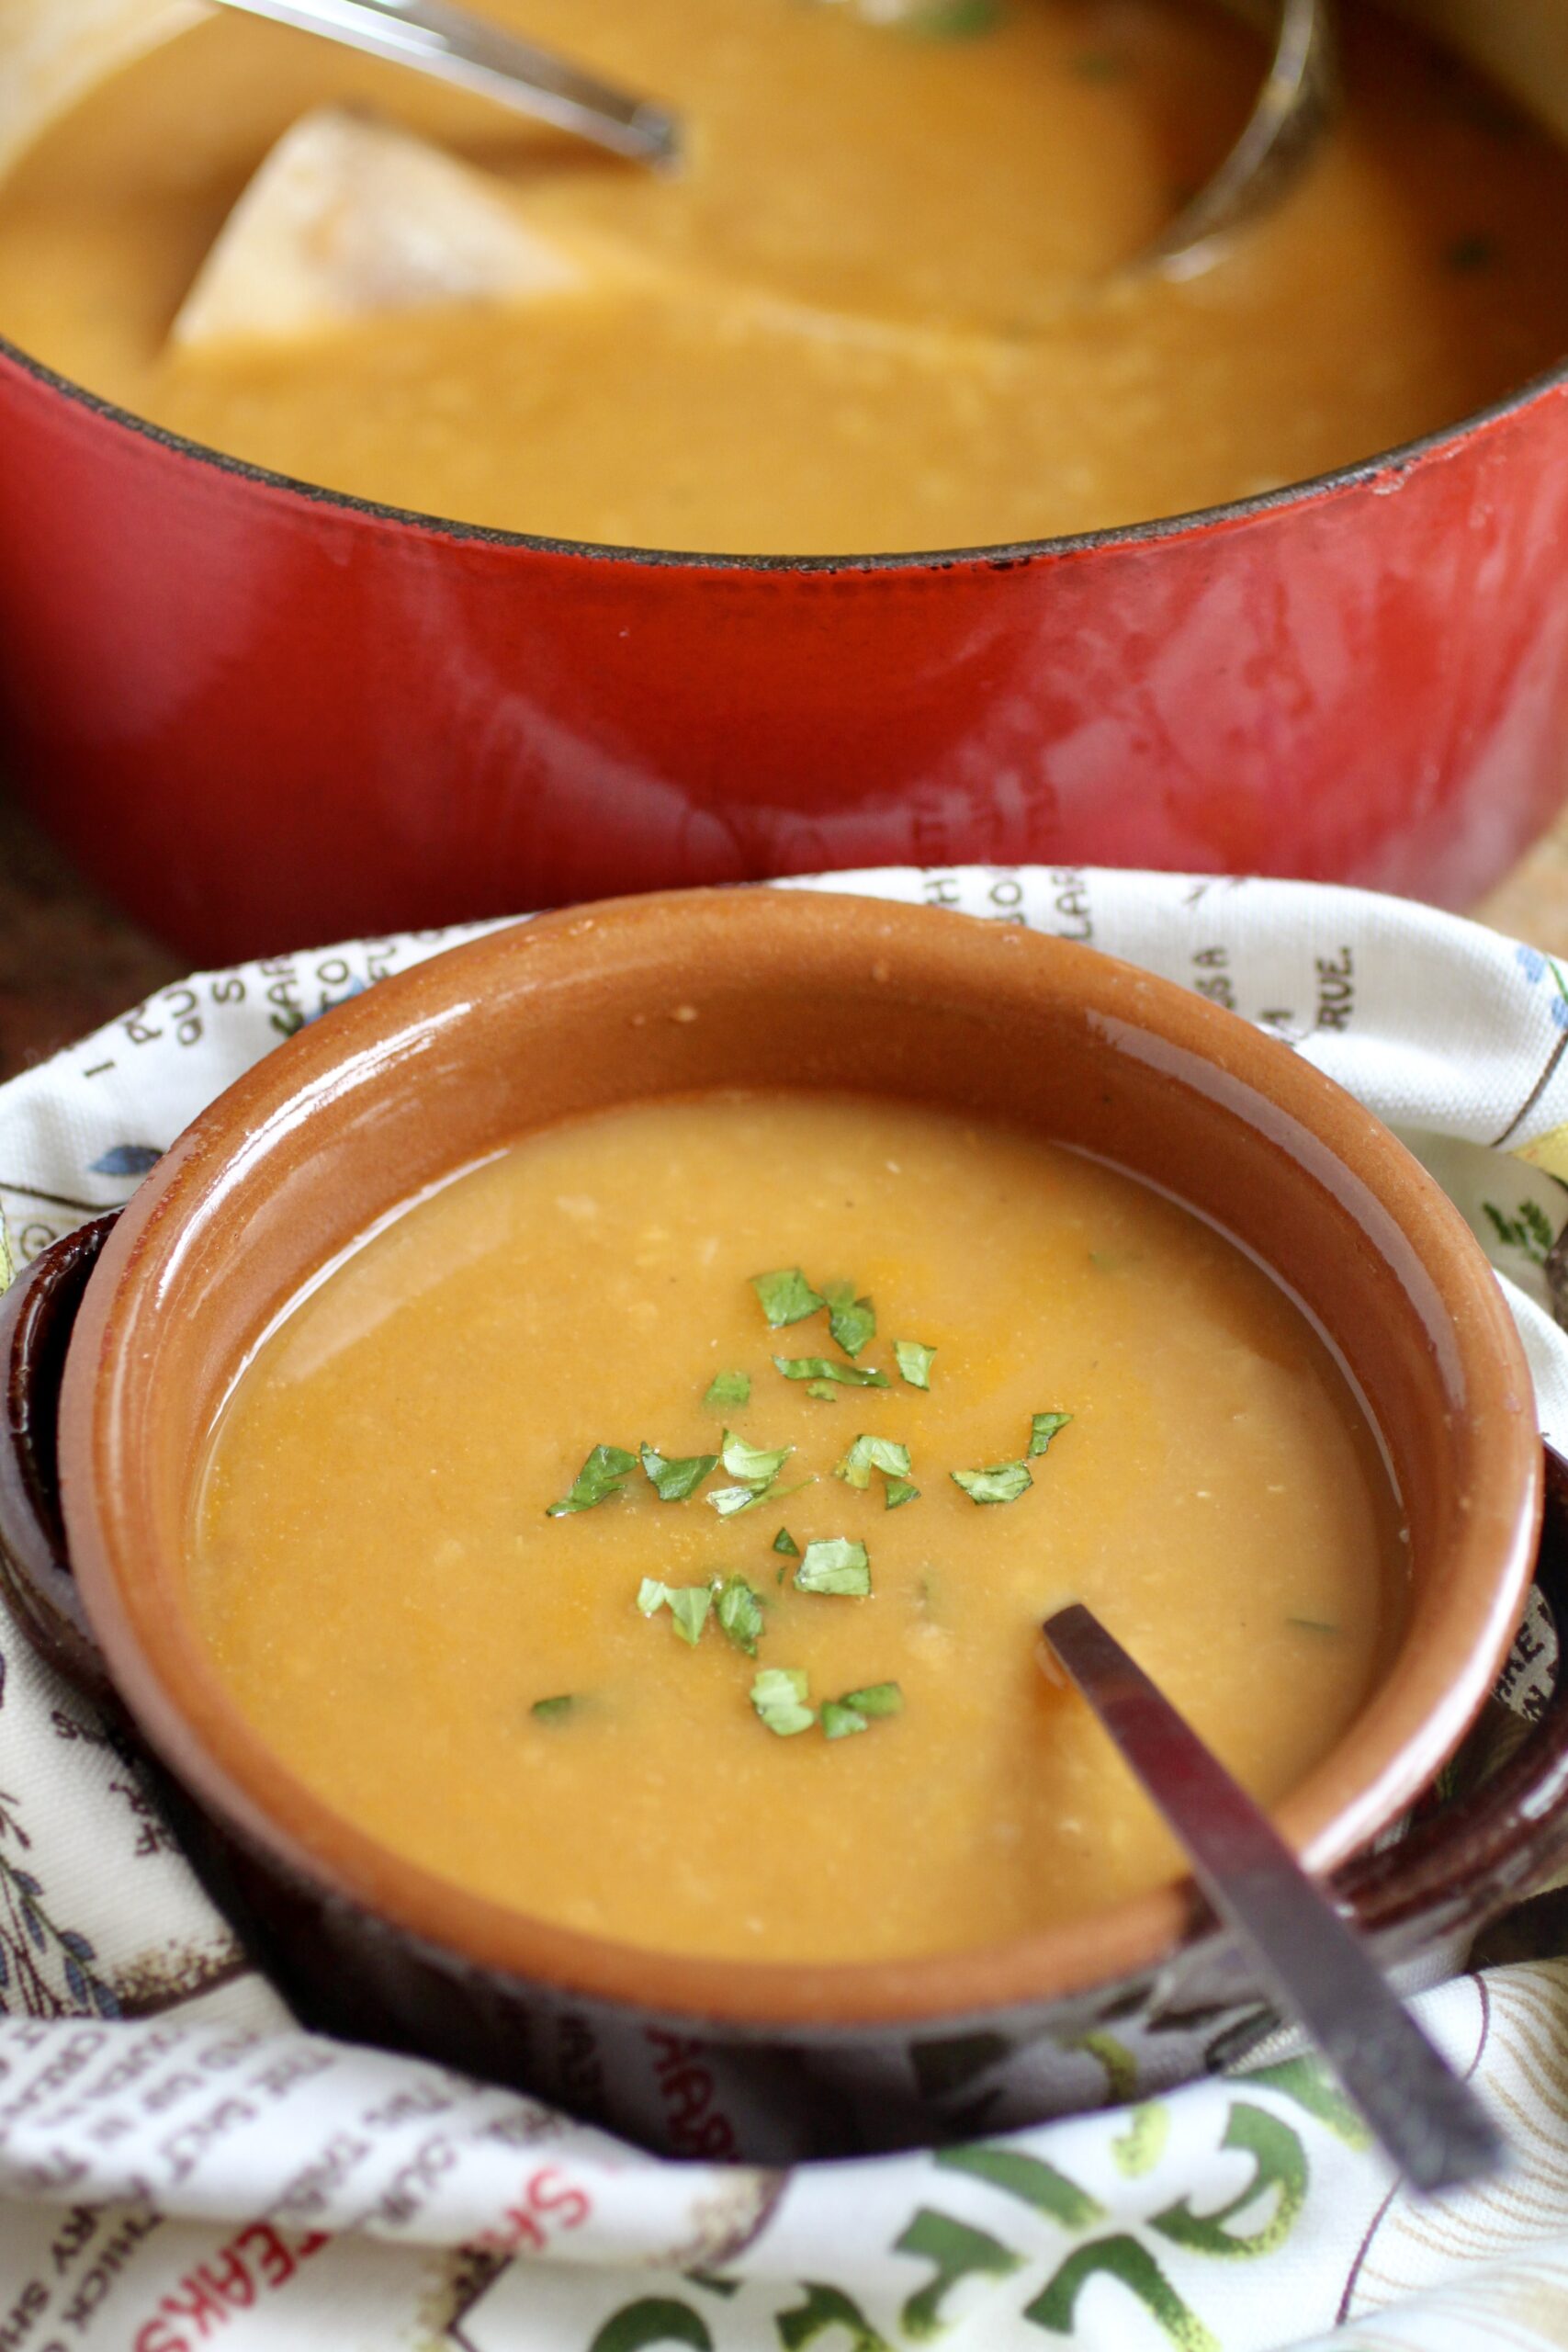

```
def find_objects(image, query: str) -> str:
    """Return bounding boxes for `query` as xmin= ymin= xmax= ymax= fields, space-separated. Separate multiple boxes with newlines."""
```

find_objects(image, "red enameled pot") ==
xmin=2 ymin=4 xmax=1568 ymax=964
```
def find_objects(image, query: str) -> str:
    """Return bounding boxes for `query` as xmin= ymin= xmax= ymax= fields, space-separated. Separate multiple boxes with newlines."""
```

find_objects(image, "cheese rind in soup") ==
xmin=0 ymin=2 xmax=1566 ymax=551
xmin=189 ymin=1092 xmax=1405 ymax=1965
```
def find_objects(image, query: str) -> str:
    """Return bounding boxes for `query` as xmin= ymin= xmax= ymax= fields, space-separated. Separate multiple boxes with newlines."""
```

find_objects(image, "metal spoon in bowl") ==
xmin=1041 ymin=1601 xmax=1505 ymax=2195
xmin=207 ymin=0 xmax=682 ymax=169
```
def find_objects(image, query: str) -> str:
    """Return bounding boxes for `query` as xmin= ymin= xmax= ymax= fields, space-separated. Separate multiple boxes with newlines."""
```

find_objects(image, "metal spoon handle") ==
xmin=1042 ymin=1602 xmax=1504 ymax=2195
xmin=209 ymin=0 xmax=682 ymax=168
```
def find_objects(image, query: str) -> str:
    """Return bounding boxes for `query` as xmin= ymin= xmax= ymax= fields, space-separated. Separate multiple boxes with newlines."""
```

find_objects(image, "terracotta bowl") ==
xmin=5 ymin=4 xmax=1568 ymax=957
xmin=0 ymin=888 xmax=1558 ymax=2160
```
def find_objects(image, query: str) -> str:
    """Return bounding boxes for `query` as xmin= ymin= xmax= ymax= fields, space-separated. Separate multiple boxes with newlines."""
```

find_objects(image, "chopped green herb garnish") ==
xmin=708 ymin=1476 xmax=813 ymax=1520
xmin=708 ymin=1483 xmax=769 ymax=1519
xmin=773 ymin=1527 xmax=801 ymax=1557
xmin=751 ymin=1667 xmax=816 ymax=1736
xmin=806 ymin=1381 xmax=840 ymax=1402
xmin=822 ymin=1683 xmax=907 ymax=1740
xmin=721 ymin=1429 xmax=794 ymax=1487
xmin=531 ymin=1694 xmax=580 ymax=1724
xmin=825 ymin=1281 xmax=876 ymax=1360
xmin=1289 ymin=1616 xmax=1341 ymax=1636
xmin=840 ymin=1681 xmax=904 ymax=1717
xmin=639 ymin=1442 xmax=718 ymax=1502
xmin=637 ymin=1578 xmax=713 ymax=1645
xmin=822 ymin=1681 xmax=904 ymax=1739
xmin=834 ymin=1432 xmax=911 ymax=1490
xmin=751 ymin=1268 xmax=826 ymax=1329
xmin=834 ymin=1433 xmax=915 ymax=1509
xmin=893 ymin=1340 xmax=935 ymax=1389
xmin=795 ymin=1537 xmax=873 ymax=1598
xmin=774 ymin=1357 xmax=891 ymax=1388
xmin=1029 ymin=1411 xmax=1072 ymax=1459
xmin=952 ymin=1460 xmax=1033 ymax=1506
xmin=716 ymin=1576 xmax=767 ymax=1657
xmin=547 ymin=1443 xmax=638 ymax=1517
xmin=703 ymin=1369 xmax=751 ymax=1412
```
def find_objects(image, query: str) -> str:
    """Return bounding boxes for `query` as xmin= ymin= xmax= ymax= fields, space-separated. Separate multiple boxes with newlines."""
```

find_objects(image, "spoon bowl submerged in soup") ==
xmin=0 ymin=0 xmax=1566 ymax=552
xmin=189 ymin=1089 xmax=1405 ymax=1966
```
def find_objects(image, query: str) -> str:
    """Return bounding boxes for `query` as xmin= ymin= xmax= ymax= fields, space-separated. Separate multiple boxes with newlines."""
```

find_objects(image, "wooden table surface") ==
xmin=2 ymin=777 xmax=1566 ymax=1081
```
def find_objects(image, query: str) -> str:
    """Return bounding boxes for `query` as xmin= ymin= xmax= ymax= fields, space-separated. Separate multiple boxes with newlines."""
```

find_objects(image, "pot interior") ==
xmin=5 ymin=1 xmax=1567 ymax=175
xmin=4 ymin=0 xmax=1568 ymax=568
xmin=58 ymin=892 xmax=1540 ymax=2025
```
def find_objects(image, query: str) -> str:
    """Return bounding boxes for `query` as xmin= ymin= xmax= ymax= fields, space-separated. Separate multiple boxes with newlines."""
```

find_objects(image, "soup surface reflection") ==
xmin=189 ymin=1091 xmax=1406 ymax=1964
xmin=0 ymin=2 xmax=1567 ymax=550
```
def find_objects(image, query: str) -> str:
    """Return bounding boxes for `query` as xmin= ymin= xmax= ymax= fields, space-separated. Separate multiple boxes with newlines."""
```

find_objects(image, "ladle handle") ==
xmin=209 ymin=0 xmax=682 ymax=168
xmin=1043 ymin=1600 xmax=1506 ymax=2193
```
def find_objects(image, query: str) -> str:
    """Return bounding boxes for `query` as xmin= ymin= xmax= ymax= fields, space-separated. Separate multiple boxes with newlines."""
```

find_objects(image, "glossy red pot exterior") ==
xmin=3 ymin=334 xmax=1568 ymax=964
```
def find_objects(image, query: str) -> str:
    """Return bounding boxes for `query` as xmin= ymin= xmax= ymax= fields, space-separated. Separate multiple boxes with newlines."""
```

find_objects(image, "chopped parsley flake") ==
xmin=821 ymin=1684 xmax=903 ymax=1740
xmin=893 ymin=1340 xmax=935 ymax=1389
xmin=751 ymin=1267 xmax=826 ymax=1329
xmin=840 ymin=1681 xmax=904 ymax=1717
xmin=952 ymin=1460 xmax=1033 ymax=1506
xmin=836 ymin=1433 xmax=917 ymax=1507
xmin=825 ymin=1281 xmax=876 ymax=1360
xmin=707 ymin=1476 xmax=813 ymax=1520
xmin=774 ymin=1357 xmax=891 ymax=1388
xmin=721 ymin=1429 xmax=794 ymax=1487
xmin=1289 ymin=1616 xmax=1340 ymax=1636
xmin=751 ymin=1667 xmax=816 ymax=1736
xmin=530 ymin=1694 xmax=580 ymax=1724
xmin=1029 ymin=1412 xmax=1073 ymax=1459
xmin=834 ymin=1432 xmax=911 ymax=1491
xmin=703 ymin=1369 xmax=751 ymax=1412
xmin=637 ymin=1578 xmax=713 ymax=1645
xmin=795 ymin=1537 xmax=873 ymax=1598
xmin=547 ymin=1443 xmax=637 ymax=1517
xmin=716 ymin=1576 xmax=767 ymax=1657
xmin=707 ymin=1483 xmax=770 ymax=1519
xmin=806 ymin=1381 xmax=840 ymax=1403
xmin=639 ymin=1443 xmax=718 ymax=1502
xmin=773 ymin=1528 xmax=801 ymax=1556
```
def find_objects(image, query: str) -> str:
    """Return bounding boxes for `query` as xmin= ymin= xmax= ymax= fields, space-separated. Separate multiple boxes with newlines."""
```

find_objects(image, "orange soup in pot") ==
xmin=0 ymin=0 xmax=1566 ymax=553
xmin=187 ymin=1091 xmax=1405 ymax=1964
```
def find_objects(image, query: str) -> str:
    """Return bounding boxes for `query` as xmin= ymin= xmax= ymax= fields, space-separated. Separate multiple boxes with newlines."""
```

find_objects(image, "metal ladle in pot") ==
xmin=207 ymin=0 xmax=682 ymax=168
xmin=1150 ymin=0 xmax=1339 ymax=274
xmin=205 ymin=0 xmax=1334 ymax=268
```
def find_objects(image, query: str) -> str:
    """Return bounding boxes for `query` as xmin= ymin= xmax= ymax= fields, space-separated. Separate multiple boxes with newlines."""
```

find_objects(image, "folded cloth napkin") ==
xmin=3 ymin=866 xmax=1568 ymax=2352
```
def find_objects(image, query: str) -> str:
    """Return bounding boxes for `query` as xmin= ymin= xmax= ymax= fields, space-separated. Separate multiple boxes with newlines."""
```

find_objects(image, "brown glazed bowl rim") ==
xmin=55 ymin=888 xmax=1543 ymax=2032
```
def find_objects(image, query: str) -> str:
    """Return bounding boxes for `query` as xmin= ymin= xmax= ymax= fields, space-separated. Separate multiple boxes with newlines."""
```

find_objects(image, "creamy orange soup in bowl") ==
xmin=23 ymin=888 xmax=1540 ymax=2151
